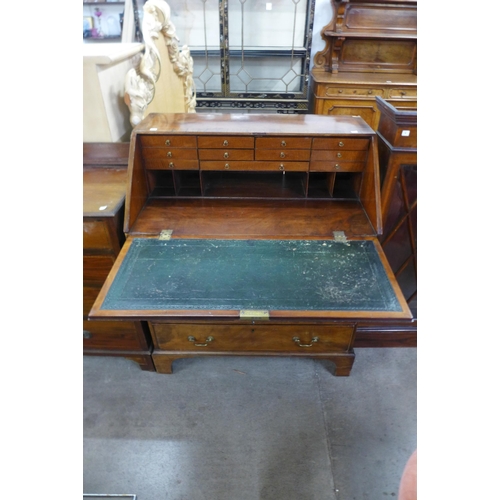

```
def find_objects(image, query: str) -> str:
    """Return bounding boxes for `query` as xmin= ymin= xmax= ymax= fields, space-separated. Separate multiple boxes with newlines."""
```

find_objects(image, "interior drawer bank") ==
xmin=89 ymin=113 xmax=412 ymax=377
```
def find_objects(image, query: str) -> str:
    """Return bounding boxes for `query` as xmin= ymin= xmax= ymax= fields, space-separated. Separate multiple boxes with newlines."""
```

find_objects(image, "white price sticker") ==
xmin=401 ymin=130 xmax=410 ymax=137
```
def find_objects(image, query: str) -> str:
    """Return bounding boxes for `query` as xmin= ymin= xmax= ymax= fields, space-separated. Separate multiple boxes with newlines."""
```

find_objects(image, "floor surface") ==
xmin=83 ymin=348 xmax=416 ymax=500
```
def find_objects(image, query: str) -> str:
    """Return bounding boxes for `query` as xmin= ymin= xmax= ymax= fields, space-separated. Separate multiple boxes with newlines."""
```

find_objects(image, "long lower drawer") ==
xmin=150 ymin=323 xmax=355 ymax=352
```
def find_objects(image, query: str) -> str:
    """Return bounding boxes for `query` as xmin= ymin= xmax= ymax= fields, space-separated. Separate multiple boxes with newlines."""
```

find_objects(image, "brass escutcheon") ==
xmin=281 ymin=141 xmax=286 ymax=147
xmin=279 ymin=164 xmax=285 ymax=171
xmin=224 ymin=152 xmax=229 ymax=158
xmin=338 ymin=141 xmax=344 ymax=147
xmin=169 ymin=162 xmax=174 ymax=168
xmin=280 ymin=152 xmax=285 ymax=158
xmin=223 ymin=140 xmax=229 ymax=146
xmin=167 ymin=151 xmax=172 ymax=157
xmin=165 ymin=139 xmax=171 ymax=146
xmin=337 ymin=153 xmax=342 ymax=158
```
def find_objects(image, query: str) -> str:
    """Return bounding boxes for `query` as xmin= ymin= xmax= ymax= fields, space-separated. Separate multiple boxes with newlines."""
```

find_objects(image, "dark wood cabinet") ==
xmin=310 ymin=0 xmax=417 ymax=129
xmin=83 ymin=145 xmax=154 ymax=371
xmin=89 ymin=113 xmax=412 ymax=377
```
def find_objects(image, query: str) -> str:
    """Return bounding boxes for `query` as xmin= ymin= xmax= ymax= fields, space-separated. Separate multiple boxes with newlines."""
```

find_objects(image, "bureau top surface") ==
xmin=83 ymin=167 xmax=127 ymax=216
xmin=132 ymin=113 xmax=375 ymax=137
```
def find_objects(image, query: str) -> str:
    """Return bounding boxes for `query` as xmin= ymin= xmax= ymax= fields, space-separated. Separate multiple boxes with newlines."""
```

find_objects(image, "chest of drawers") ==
xmin=89 ymin=113 xmax=412 ymax=376
xmin=83 ymin=165 xmax=154 ymax=371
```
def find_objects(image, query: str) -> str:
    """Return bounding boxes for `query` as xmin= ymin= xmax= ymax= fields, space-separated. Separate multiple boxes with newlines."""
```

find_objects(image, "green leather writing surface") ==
xmin=102 ymin=239 xmax=402 ymax=312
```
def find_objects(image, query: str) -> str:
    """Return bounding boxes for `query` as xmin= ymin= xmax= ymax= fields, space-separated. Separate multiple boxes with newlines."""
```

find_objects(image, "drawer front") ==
xmin=255 ymin=137 xmax=312 ymax=149
xmin=312 ymin=138 xmax=370 ymax=150
xmin=140 ymin=135 xmax=197 ymax=148
xmin=83 ymin=255 xmax=115 ymax=284
xmin=83 ymin=286 xmax=101 ymax=316
xmin=310 ymin=150 xmax=367 ymax=162
xmin=255 ymin=149 xmax=311 ymax=161
xmin=387 ymin=88 xmax=417 ymax=99
xmin=197 ymin=136 xmax=254 ymax=149
xmin=144 ymin=159 xmax=200 ymax=170
xmin=198 ymin=149 xmax=254 ymax=161
xmin=83 ymin=220 xmax=112 ymax=251
xmin=83 ymin=320 xmax=146 ymax=350
xmin=310 ymin=161 xmax=365 ymax=172
xmin=141 ymin=148 xmax=198 ymax=160
xmin=200 ymin=161 xmax=309 ymax=172
xmin=313 ymin=100 xmax=379 ymax=129
xmin=151 ymin=323 xmax=355 ymax=352
xmin=323 ymin=87 xmax=385 ymax=98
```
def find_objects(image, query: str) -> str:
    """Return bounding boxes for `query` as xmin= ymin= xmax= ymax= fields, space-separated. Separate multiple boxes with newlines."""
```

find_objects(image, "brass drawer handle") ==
xmin=335 ymin=164 xmax=340 ymax=170
xmin=279 ymin=164 xmax=285 ymax=171
xmin=225 ymin=163 xmax=230 ymax=169
xmin=368 ymin=90 xmax=373 ymax=94
xmin=188 ymin=335 xmax=214 ymax=347
xmin=337 ymin=152 xmax=342 ymax=158
xmin=293 ymin=336 xmax=319 ymax=347
xmin=280 ymin=152 xmax=285 ymax=158
xmin=169 ymin=162 xmax=175 ymax=168
xmin=224 ymin=152 xmax=229 ymax=159
xmin=165 ymin=139 xmax=171 ymax=146
xmin=338 ymin=141 xmax=344 ymax=147
xmin=223 ymin=140 xmax=229 ymax=146
xmin=83 ymin=330 xmax=92 ymax=339
xmin=167 ymin=151 xmax=172 ymax=157
xmin=281 ymin=141 xmax=286 ymax=147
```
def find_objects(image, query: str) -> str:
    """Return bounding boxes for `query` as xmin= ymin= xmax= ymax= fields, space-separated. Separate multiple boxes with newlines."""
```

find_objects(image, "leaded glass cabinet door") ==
xmin=134 ymin=0 xmax=315 ymax=112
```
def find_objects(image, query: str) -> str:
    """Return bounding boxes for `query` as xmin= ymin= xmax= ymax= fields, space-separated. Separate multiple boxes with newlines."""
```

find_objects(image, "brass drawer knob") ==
xmin=224 ymin=152 xmax=229 ymax=159
xmin=169 ymin=162 xmax=175 ymax=168
xmin=281 ymin=141 xmax=286 ymax=147
xmin=335 ymin=164 xmax=340 ymax=170
xmin=165 ymin=139 xmax=171 ymax=146
xmin=225 ymin=163 xmax=230 ymax=169
xmin=368 ymin=90 xmax=373 ymax=94
xmin=338 ymin=141 xmax=344 ymax=147
xmin=293 ymin=336 xmax=319 ymax=347
xmin=167 ymin=151 xmax=172 ymax=157
xmin=279 ymin=164 xmax=285 ymax=171
xmin=337 ymin=152 xmax=342 ymax=158
xmin=338 ymin=89 xmax=343 ymax=93
xmin=401 ymin=91 xmax=407 ymax=96
xmin=188 ymin=335 xmax=214 ymax=347
xmin=280 ymin=152 xmax=286 ymax=158
xmin=223 ymin=140 xmax=229 ymax=146
xmin=83 ymin=330 xmax=92 ymax=339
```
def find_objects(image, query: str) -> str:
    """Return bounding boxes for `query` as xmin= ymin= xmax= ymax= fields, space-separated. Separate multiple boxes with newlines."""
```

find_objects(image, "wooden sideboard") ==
xmin=89 ymin=113 xmax=412 ymax=376
xmin=310 ymin=0 xmax=417 ymax=129
xmin=83 ymin=143 xmax=154 ymax=370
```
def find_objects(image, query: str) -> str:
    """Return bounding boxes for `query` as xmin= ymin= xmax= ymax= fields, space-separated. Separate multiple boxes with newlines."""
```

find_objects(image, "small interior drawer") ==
xmin=310 ymin=150 xmax=367 ymax=162
xmin=312 ymin=138 xmax=370 ymax=150
xmin=197 ymin=136 xmax=254 ymax=149
xmin=387 ymin=88 xmax=417 ymax=99
xmin=140 ymin=135 xmax=197 ymax=148
xmin=255 ymin=137 xmax=312 ymax=149
xmin=141 ymin=148 xmax=198 ymax=160
xmin=144 ymin=159 xmax=200 ymax=170
xmin=310 ymin=161 xmax=365 ymax=172
xmin=200 ymin=161 xmax=309 ymax=172
xmin=151 ymin=323 xmax=355 ymax=352
xmin=323 ymin=87 xmax=385 ymax=98
xmin=199 ymin=149 xmax=254 ymax=161
xmin=255 ymin=149 xmax=311 ymax=161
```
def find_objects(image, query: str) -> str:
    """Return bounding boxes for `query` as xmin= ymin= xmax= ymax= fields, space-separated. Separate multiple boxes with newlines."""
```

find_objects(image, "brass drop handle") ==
xmin=169 ymin=162 xmax=175 ymax=168
xmin=293 ymin=336 xmax=319 ymax=347
xmin=338 ymin=141 xmax=344 ymax=147
xmin=337 ymin=152 xmax=342 ymax=158
xmin=167 ymin=151 xmax=172 ymax=157
xmin=188 ymin=335 xmax=214 ymax=347
xmin=225 ymin=163 xmax=230 ymax=169
xmin=224 ymin=152 xmax=229 ymax=158
xmin=83 ymin=330 xmax=92 ymax=339
xmin=280 ymin=152 xmax=286 ymax=158
xmin=279 ymin=164 xmax=285 ymax=171
xmin=281 ymin=141 xmax=286 ymax=147
xmin=223 ymin=140 xmax=229 ymax=146
xmin=165 ymin=139 xmax=171 ymax=146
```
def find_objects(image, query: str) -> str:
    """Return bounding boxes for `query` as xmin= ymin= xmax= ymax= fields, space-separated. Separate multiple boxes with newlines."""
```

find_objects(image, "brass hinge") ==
xmin=159 ymin=229 xmax=173 ymax=240
xmin=333 ymin=231 xmax=349 ymax=244
xmin=239 ymin=310 xmax=270 ymax=320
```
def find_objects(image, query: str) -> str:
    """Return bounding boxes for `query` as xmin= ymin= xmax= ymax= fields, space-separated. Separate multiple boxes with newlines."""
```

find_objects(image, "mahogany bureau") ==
xmin=83 ymin=147 xmax=154 ymax=371
xmin=89 ymin=113 xmax=412 ymax=376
